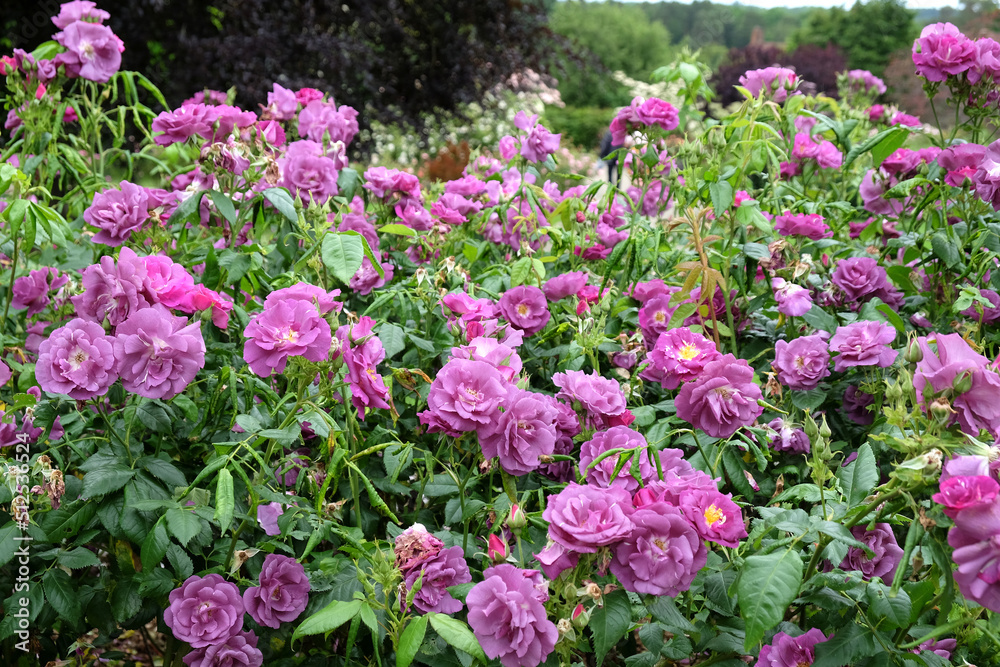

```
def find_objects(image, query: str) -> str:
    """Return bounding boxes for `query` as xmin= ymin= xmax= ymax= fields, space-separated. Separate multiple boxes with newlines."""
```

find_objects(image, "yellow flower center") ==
xmin=517 ymin=304 xmax=529 ymax=317
xmin=704 ymin=504 xmax=726 ymax=527
xmin=678 ymin=343 xmax=699 ymax=361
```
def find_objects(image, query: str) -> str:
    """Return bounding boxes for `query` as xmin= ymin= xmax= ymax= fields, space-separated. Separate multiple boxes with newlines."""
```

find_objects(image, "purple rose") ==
xmin=152 ymin=103 xmax=216 ymax=146
xmin=12 ymin=267 xmax=68 ymax=317
xmin=933 ymin=475 xmax=1000 ymax=519
xmin=85 ymin=181 xmax=150 ymax=247
xmin=912 ymin=638 xmax=956 ymax=660
xmin=36 ymin=318 xmax=118 ymax=400
xmin=912 ymin=22 xmax=976 ymax=82
xmin=297 ymin=100 xmax=359 ymax=146
xmin=243 ymin=299 xmax=332 ymax=377
xmin=675 ymin=353 xmax=764 ymax=439
xmin=844 ymin=385 xmax=876 ymax=425
xmin=467 ymin=564 xmax=557 ymax=667
xmin=774 ymin=212 xmax=832 ymax=240
xmin=638 ymin=293 xmax=678 ymax=345
xmin=257 ymin=502 xmax=283 ymax=536
xmin=610 ymin=502 xmax=707 ymax=596
xmin=402 ymin=545 xmax=471 ymax=614
xmin=579 ymin=426 xmax=684 ymax=492
xmin=773 ymin=334 xmax=831 ymax=390
xmin=533 ymin=542 xmax=579 ymax=580
xmin=183 ymin=630 xmax=262 ymax=667
xmin=498 ymin=286 xmax=551 ymax=336
xmin=831 ymin=257 xmax=902 ymax=308
xmin=739 ymin=67 xmax=799 ymax=102
xmin=960 ymin=288 xmax=1000 ymax=323
xmin=423 ymin=359 xmax=509 ymax=433
xmin=52 ymin=1 xmax=110 ymax=29
xmin=971 ymin=37 xmax=1000 ymax=85
xmin=679 ymin=488 xmax=747 ymax=548
xmin=114 ymin=305 xmax=205 ymax=399
xmin=514 ymin=111 xmax=561 ymax=164
xmin=71 ymin=247 xmax=153 ymax=326
xmin=648 ymin=327 xmax=722 ymax=390
xmin=54 ymin=20 xmax=122 ymax=83
xmin=142 ymin=255 xmax=195 ymax=309
xmin=243 ymin=554 xmax=310 ymax=628
xmin=839 ymin=523 xmax=904 ymax=581
xmin=829 ymin=321 xmax=897 ymax=371
xmin=164 ymin=574 xmax=244 ymax=648
xmin=771 ymin=278 xmax=813 ymax=317
xmin=542 ymin=483 xmax=634 ymax=553
xmin=947 ymin=500 xmax=1000 ymax=611
xmin=975 ymin=138 xmax=1000 ymax=210
xmin=552 ymin=369 xmax=627 ymax=429
xmin=543 ymin=271 xmax=588 ymax=302
xmin=939 ymin=143 xmax=986 ymax=187
xmin=480 ymin=388 xmax=557 ymax=475
xmin=756 ymin=629 xmax=830 ymax=667
xmin=766 ymin=418 xmax=811 ymax=454
xmin=266 ymin=83 xmax=298 ymax=120
xmin=278 ymin=140 xmax=341 ymax=205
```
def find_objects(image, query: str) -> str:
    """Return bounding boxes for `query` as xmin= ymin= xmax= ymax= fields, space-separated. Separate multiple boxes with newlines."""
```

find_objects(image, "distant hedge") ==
xmin=543 ymin=105 xmax=614 ymax=150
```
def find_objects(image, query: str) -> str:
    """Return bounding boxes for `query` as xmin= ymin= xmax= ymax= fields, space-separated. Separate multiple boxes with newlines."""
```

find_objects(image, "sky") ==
xmin=620 ymin=0 xmax=961 ymax=7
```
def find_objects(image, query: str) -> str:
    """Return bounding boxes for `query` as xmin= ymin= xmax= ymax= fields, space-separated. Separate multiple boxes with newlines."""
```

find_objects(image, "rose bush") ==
xmin=3 ymin=5 xmax=1000 ymax=667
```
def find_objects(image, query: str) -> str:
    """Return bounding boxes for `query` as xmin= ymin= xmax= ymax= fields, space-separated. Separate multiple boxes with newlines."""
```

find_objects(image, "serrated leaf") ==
xmin=43 ymin=568 xmax=81 ymax=625
xmin=141 ymin=520 xmax=170 ymax=571
xmin=397 ymin=615 xmax=427 ymax=667
xmin=165 ymin=508 xmax=202 ymax=547
xmin=837 ymin=443 xmax=877 ymax=508
xmin=865 ymin=583 xmax=910 ymax=628
xmin=82 ymin=465 xmax=134 ymax=498
xmin=802 ymin=304 xmax=839 ymax=333
xmin=930 ymin=232 xmax=961 ymax=268
xmin=791 ymin=388 xmax=827 ymax=411
xmin=321 ymin=232 xmax=365 ymax=284
xmin=56 ymin=547 xmax=100 ymax=569
xmin=262 ymin=187 xmax=298 ymax=223
xmin=812 ymin=621 xmax=862 ymax=667
xmin=214 ymin=469 xmax=234 ymax=533
xmin=379 ymin=323 xmax=406 ymax=359
xmin=591 ymin=589 xmax=632 ymax=666
xmin=379 ymin=223 xmax=417 ymax=237
xmin=208 ymin=190 xmax=237 ymax=224
xmin=427 ymin=612 xmax=487 ymax=665
xmin=293 ymin=599 xmax=363 ymax=642
xmin=709 ymin=181 xmax=734 ymax=217
xmin=738 ymin=548 xmax=803 ymax=650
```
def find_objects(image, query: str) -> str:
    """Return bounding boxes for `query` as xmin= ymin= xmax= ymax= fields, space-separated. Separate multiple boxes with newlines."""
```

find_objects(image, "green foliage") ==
xmin=543 ymin=105 xmax=616 ymax=148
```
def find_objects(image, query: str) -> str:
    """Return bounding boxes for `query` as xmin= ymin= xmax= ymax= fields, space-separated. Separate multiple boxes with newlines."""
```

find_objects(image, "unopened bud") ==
xmin=953 ymin=371 xmax=974 ymax=395
xmin=487 ymin=534 xmax=509 ymax=563
xmin=507 ymin=504 xmax=527 ymax=530
xmin=904 ymin=338 xmax=923 ymax=364
xmin=575 ymin=211 xmax=586 ymax=223
xmin=929 ymin=397 xmax=955 ymax=424
xmin=818 ymin=414 xmax=832 ymax=439
xmin=571 ymin=603 xmax=589 ymax=629
xmin=885 ymin=380 xmax=903 ymax=402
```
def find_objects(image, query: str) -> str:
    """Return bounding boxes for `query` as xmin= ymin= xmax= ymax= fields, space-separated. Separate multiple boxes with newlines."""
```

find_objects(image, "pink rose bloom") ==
xmin=395 ymin=201 xmax=434 ymax=231
xmin=402 ymin=545 xmax=471 ymax=614
xmin=739 ymin=67 xmax=799 ymax=102
xmin=52 ymin=1 xmax=110 ymax=29
xmin=479 ymin=388 xmax=557 ymax=475
xmin=948 ymin=500 xmax=1000 ymax=611
xmin=829 ymin=321 xmax=897 ymax=371
xmin=610 ymin=502 xmax=707 ymax=597
xmin=467 ymin=564 xmax=558 ymax=667
xmin=498 ymin=135 xmax=517 ymax=161
xmin=164 ymin=574 xmax=244 ymax=649
xmin=939 ymin=143 xmax=986 ymax=187
xmin=933 ymin=475 xmax=1000 ymax=519
xmin=675 ymin=354 xmax=764 ymax=438
xmin=774 ymin=211 xmax=832 ymax=240
xmin=580 ymin=426 xmax=654 ymax=492
xmin=337 ymin=320 xmax=390 ymax=420
xmin=868 ymin=104 xmax=886 ymax=122
xmin=543 ymin=483 xmax=634 ymax=553
xmin=756 ymin=629 xmax=830 ymax=667
xmin=839 ymin=523 xmax=904 ymax=581
xmin=648 ymin=327 xmax=721 ymax=390
xmin=780 ymin=160 xmax=802 ymax=178
xmin=266 ymin=83 xmax=298 ymax=120
xmin=142 ymin=255 xmax=195 ymax=309
xmin=12 ymin=267 xmax=68 ymax=317
xmin=363 ymin=166 xmax=422 ymax=204
xmin=183 ymin=631 xmax=262 ymax=667
xmin=679 ymin=488 xmax=747 ymax=547
xmin=242 ymin=299 xmax=332 ymax=377
xmin=85 ymin=181 xmax=150 ymax=247
xmin=178 ymin=285 xmax=235 ymax=329
xmin=264 ymin=282 xmax=342 ymax=315
xmin=890 ymin=112 xmax=921 ymax=128
xmin=114 ymin=305 xmax=205 ymax=400
xmin=634 ymin=97 xmax=680 ymax=132
xmin=445 ymin=175 xmax=487 ymax=197
xmin=912 ymin=22 xmax=976 ymax=82
xmin=552 ymin=369 xmax=627 ymax=429
xmin=36 ymin=318 xmax=118 ymax=400
xmin=441 ymin=292 xmax=497 ymax=322
xmin=533 ymin=542 xmax=578 ymax=580
xmin=970 ymin=37 xmax=1000 ymax=85
xmin=638 ymin=293 xmax=678 ymax=345
xmin=773 ymin=334 xmax=831 ymax=390
xmin=0 ymin=361 xmax=9 ymax=386
xmin=423 ymin=359 xmax=508 ymax=433
xmin=297 ymin=100 xmax=359 ymax=146
xmin=543 ymin=271 xmax=588 ymax=302
xmin=975 ymin=138 xmax=1000 ymax=210
xmin=54 ymin=21 xmax=122 ymax=83
xmin=71 ymin=247 xmax=153 ymax=326
xmin=513 ymin=111 xmax=561 ymax=163
xmin=295 ymin=88 xmax=324 ymax=105
xmin=451 ymin=336 xmax=522 ymax=383
xmin=771 ymin=277 xmax=813 ymax=317
xmin=278 ymin=140 xmax=340 ymax=205
xmin=498 ymin=286 xmax=550 ymax=336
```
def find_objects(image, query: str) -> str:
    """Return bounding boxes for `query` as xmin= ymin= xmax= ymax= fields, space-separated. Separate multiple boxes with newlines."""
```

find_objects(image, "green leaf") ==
xmin=43 ymin=568 xmax=81 ymax=625
xmin=930 ymin=232 xmax=961 ymax=269
xmin=141 ymin=520 xmax=170 ymax=571
xmin=709 ymin=181 xmax=734 ymax=217
xmin=321 ymin=232 xmax=365 ymax=284
xmin=738 ymin=548 xmax=804 ymax=651
xmin=140 ymin=457 xmax=187 ymax=487
xmin=427 ymin=612 xmax=487 ymax=665
xmin=510 ymin=257 xmax=532 ymax=286
xmin=397 ymin=615 xmax=428 ymax=667
xmin=865 ymin=583 xmax=911 ymax=628
xmin=590 ymin=589 xmax=633 ymax=666
xmin=82 ymin=464 xmax=134 ymax=498
xmin=136 ymin=401 xmax=172 ymax=433
xmin=871 ymin=128 xmax=910 ymax=168
xmin=812 ymin=621 xmax=862 ymax=667
xmin=56 ymin=547 xmax=100 ymax=569
xmin=337 ymin=168 xmax=361 ymax=202
xmin=262 ymin=187 xmax=298 ymax=223
xmin=791 ymin=388 xmax=827 ymax=411
xmin=843 ymin=127 xmax=907 ymax=170
xmin=208 ymin=190 xmax=238 ymax=225
xmin=0 ymin=523 xmax=21 ymax=567
xmin=735 ymin=202 xmax=770 ymax=233
xmin=802 ymin=304 xmax=839 ymax=332
xmin=167 ymin=190 xmax=206 ymax=226
xmin=379 ymin=323 xmax=406 ymax=359
xmin=214 ymin=469 xmax=235 ymax=533
xmin=876 ymin=303 xmax=907 ymax=335
xmin=379 ymin=223 xmax=417 ymax=237
xmin=883 ymin=177 xmax=926 ymax=200
xmin=165 ymin=508 xmax=203 ymax=547
xmin=293 ymin=599 xmax=363 ymax=642
xmin=837 ymin=443 xmax=877 ymax=508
